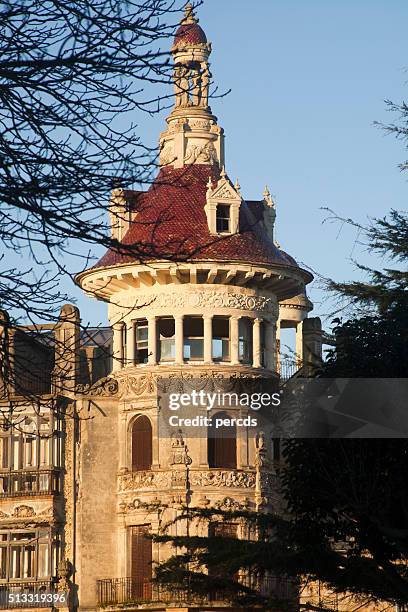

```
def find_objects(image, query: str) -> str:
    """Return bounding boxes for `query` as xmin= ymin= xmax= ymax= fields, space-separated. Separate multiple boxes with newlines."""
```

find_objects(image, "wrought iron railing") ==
xmin=0 ymin=581 xmax=56 ymax=609
xmin=279 ymin=357 xmax=302 ymax=382
xmin=97 ymin=576 xmax=294 ymax=606
xmin=0 ymin=470 xmax=61 ymax=497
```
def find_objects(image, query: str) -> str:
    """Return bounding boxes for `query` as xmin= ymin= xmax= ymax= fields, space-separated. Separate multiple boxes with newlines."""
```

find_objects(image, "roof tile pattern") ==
xmin=174 ymin=22 xmax=207 ymax=46
xmin=96 ymin=165 xmax=302 ymax=272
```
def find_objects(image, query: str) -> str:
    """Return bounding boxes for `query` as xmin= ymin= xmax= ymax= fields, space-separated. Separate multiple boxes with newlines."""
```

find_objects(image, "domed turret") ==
xmin=77 ymin=3 xmax=314 ymax=378
xmin=173 ymin=3 xmax=208 ymax=48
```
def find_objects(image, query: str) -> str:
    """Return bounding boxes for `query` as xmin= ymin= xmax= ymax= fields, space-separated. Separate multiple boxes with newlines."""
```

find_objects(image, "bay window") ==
xmin=0 ymin=530 xmax=60 ymax=581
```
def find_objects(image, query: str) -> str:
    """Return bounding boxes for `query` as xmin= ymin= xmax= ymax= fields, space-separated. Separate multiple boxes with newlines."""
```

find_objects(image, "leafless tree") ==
xmin=0 ymin=0 xmax=187 ymax=327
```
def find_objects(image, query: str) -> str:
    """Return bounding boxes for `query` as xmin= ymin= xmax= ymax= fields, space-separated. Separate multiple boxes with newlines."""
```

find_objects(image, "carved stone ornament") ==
xmin=13 ymin=505 xmax=35 ymax=518
xmin=170 ymin=430 xmax=192 ymax=466
xmin=57 ymin=558 xmax=73 ymax=593
xmin=118 ymin=469 xmax=256 ymax=492
xmin=120 ymin=290 xmax=277 ymax=315
xmin=76 ymin=376 xmax=119 ymax=396
xmin=119 ymin=373 xmax=156 ymax=398
xmin=255 ymin=431 xmax=267 ymax=469
xmin=214 ymin=496 xmax=245 ymax=511
xmin=188 ymin=119 xmax=212 ymax=131
xmin=168 ymin=118 xmax=187 ymax=133
xmin=184 ymin=141 xmax=218 ymax=165
xmin=159 ymin=141 xmax=176 ymax=166
xmin=119 ymin=498 xmax=144 ymax=513
xmin=190 ymin=470 xmax=256 ymax=488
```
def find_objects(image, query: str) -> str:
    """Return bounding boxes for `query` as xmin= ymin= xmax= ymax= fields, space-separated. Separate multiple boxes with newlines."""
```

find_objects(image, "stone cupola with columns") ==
xmin=74 ymin=4 xmax=321 ymax=609
xmin=77 ymin=3 xmax=314 ymax=379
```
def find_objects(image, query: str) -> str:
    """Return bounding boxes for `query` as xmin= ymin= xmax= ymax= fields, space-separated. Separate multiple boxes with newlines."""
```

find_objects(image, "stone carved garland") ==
xmin=190 ymin=470 xmax=256 ymax=488
xmin=118 ymin=494 xmax=251 ymax=514
xmin=214 ymin=496 xmax=250 ymax=511
xmin=13 ymin=505 xmax=35 ymax=518
xmin=118 ymin=469 xmax=256 ymax=492
xmin=120 ymin=290 xmax=277 ymax=315
xmin=119 ymin=374 xmax=156 ymax=398
xmin=76 ymin=376 xmax=119 ymax=396
xmin=188 ymin=119 xmax=212 ymax=131
xmin=118 ymin=370 xmax=268 ymax=399
xmin=0 ymin=505 xmax=54 ymax=521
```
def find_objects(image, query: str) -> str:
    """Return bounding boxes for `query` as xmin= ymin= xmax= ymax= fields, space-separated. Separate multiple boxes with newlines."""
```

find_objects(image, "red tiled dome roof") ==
xmin=174 ymin=22 xmax=207 ymax=47
xmin=96 ymin=165 xmax=310 ymax=281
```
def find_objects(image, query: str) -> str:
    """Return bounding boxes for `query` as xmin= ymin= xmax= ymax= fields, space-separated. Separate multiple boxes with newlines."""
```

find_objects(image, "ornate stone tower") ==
xmin=76 ymin=4 xmax=316 ymax=609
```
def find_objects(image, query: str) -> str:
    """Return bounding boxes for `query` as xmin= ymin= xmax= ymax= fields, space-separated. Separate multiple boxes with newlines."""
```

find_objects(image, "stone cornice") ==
xmin=77 ymin=260 xmax=309 ymax=303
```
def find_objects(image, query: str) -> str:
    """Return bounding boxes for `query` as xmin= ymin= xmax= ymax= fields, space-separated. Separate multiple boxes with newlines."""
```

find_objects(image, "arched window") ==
xmin=208 ymin=412 xmax=236 ymax=469
xmin=131 ymin=416 xmax=152 ymax=472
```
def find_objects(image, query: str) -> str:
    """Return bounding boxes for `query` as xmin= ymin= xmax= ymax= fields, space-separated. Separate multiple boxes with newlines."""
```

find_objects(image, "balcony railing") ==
xmin=0 ymin=581 xmax=56 ymax=609
xmin=97 ymin=576 xmax=295 ymax=606
xmin=0 ymin=470 xmax=61 ymax=497
xmin=280 ymin=357 xmax=302 ymax=382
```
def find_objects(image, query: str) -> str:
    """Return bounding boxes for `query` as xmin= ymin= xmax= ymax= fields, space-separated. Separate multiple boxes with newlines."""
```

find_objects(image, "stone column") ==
xmin=230 ymin=316 xmax=239 ymax=365
xmin=302 ymin=317 xmax=322 ymax=376
xmin=175 ymin=315 xmax=184 ymax=365
xmin=295 ymin=321 xmax=303 ymax=368
xmin=203 ymin=315 xmax=213 ymax=364
xmin=112 ymin=322 xmax=124 ymax=373
xmin=264 ymin=320 xmax=276 ymax=372
xmin=118 ymin=415 xmax=127 ymax=473
xmin=148 ymin=317 xmax=157 ymax=365
xmin=276 ymin=321 xmax=281 ymax=374
xmin=126 ymin=321 xmax=135 ymax=367
xmin=252 ymin=318 xmax=262 ymax=368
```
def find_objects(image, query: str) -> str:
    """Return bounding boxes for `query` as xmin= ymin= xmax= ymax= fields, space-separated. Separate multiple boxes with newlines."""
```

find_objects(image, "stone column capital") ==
xmin=253 ymin=317 xmax=262 ymax=369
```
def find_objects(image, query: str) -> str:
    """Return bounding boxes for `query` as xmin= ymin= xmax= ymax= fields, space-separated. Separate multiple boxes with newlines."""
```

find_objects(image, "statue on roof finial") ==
xmin=183 ymin=3 xmax=196 ymax=24
xmin=263 ymin=185 xmax=274 ymax=208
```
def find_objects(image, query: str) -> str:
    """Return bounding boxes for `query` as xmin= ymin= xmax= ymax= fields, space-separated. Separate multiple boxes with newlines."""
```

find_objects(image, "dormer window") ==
xmin=205 ymin=172 xmax=241 ymax=235
xmin=216 ymin=204 xmax=230 ymax=233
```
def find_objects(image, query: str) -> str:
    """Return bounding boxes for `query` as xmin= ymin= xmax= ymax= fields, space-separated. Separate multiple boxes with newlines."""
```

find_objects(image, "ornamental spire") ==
xmin=171 ymin=3 xmax=211 ymax=111
xmin=159 ymin=5 xmax=225 ymax=169
xmin=182 ymin=3 xmax=195 ymax=24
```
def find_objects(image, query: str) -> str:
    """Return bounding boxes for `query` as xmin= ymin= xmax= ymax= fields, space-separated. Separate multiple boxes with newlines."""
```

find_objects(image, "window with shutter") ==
xmin=131 ymin=416 xmax=152 ymax=472
xmin=131 ymin=525 xmax=152 ymax=600
xmin=208 ymin=412 xmax=236 ymax=469
xmin=209 ymin=522 xmax=237 ymax=539
xmin=208 ymin=522 xmax=238 ymax=590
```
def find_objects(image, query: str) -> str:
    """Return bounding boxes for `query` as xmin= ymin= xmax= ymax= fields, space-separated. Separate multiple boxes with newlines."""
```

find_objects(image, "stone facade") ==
xmin=0 ymin=5 xmax=377 ymax=612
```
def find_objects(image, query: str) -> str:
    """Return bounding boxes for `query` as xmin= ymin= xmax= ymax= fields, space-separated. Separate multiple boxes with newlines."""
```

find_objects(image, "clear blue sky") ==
xmin=73 ymin=0 xmax=408 ymax=328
